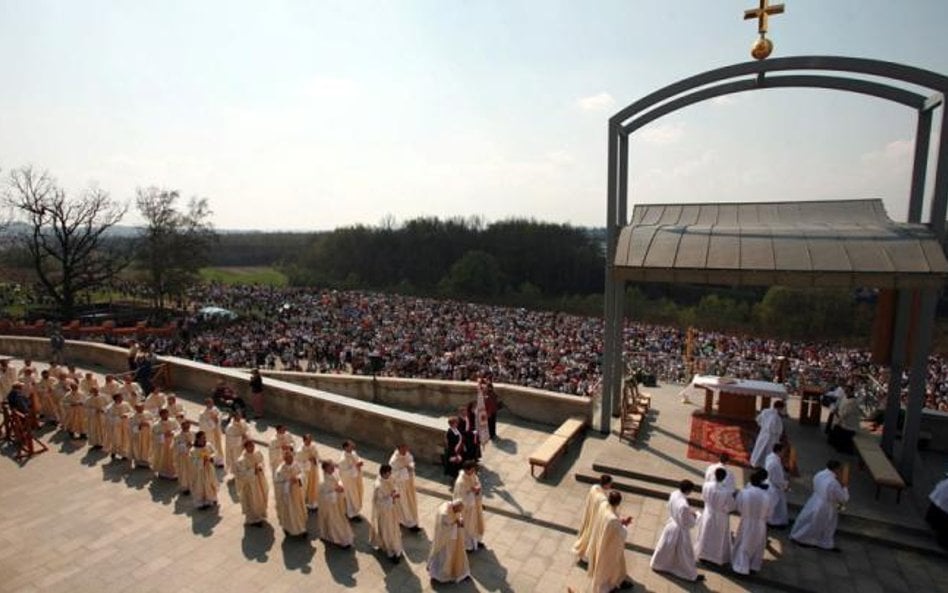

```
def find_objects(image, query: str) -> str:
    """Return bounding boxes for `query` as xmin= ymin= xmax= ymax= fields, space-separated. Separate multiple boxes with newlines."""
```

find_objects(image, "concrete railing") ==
xmin=259 ymin=370 xmax=592 ymax=427
xmin=0 ymin=336 xmax=445 ymax=463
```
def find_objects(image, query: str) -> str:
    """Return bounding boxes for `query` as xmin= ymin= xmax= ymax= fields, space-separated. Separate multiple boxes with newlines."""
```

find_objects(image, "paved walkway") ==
xmin=1 ymin=359 xmax=946 ymax=593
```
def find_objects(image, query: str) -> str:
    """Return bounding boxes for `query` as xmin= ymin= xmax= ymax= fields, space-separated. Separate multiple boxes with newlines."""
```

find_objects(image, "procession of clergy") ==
xmin=1 ymin=359 xmax=486 ymax=584
xmin=572 ymin=398 xmax=850 ymax=591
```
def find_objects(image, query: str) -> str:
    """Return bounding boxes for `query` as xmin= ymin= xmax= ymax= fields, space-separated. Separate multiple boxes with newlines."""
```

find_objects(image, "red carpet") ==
xmin=687 ymin=413 xmax=799 ymax=475
xmin=687 ymin=413 xmax=757 ymax=467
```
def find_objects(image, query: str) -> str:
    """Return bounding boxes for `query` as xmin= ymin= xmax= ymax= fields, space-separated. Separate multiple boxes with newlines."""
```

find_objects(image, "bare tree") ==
xmin=4 ymin=166 xmax=130 ymax=319
xmin=136 ymin=187 xmax=215 ymax=310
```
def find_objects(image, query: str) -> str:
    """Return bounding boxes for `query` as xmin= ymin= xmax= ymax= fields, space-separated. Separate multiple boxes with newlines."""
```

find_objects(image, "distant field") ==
xmin=199 ymin=266 xmax=288 ymax=287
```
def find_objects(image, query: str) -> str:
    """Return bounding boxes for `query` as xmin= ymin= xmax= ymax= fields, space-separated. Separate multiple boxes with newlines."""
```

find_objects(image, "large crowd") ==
xmin=9 ymin=281 xmax=948 ymax=411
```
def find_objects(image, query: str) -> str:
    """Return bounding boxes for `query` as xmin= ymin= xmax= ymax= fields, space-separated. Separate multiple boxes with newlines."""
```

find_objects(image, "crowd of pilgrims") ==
xmin=0 ymin=359 xmax=491 ymax=583
xmin=101 ymin=283 xmax=945 ymax=411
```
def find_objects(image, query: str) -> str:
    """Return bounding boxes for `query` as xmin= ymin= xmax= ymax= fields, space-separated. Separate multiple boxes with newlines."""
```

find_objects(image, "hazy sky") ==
xmin=2 ymin=1 xmax=948 ymax=230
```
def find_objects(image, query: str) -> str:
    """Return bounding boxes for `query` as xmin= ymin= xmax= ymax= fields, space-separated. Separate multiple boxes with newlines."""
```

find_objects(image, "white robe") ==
xmin=338 ymin=450 xmax=364 ymax=518
xmin=572 ymin=484 xmax=608 ymax=562
xmin=750 ymin=407 xmax=784 ymax=468
xmin=588 ymin=510 xmax=628 ymax=593
xmin=764 ymin=451 xmax=789 ymax=526
xmin=790 ymin=468 xmax=849 ymax=549
xmin=369 ymin=476 xmax=403 ymax=557
xmin=703 ymin=462 xmax=737 ymax=491
xmin=695 ymin=480 xmax=735 ymax=565
xmin=427 ymin=502 xmax=470 ymax=583
xmin=650 ymin=490 xmax=699 ymax=581
xmin=731 ymin=485 xmax=775 ymax=574
xmin=198 ymin=407 xmax=224 ymax=465
xmin=388 ymin=450 xmax=419 ymax=527
xmin=224 ymin=420 xmax=250 ymax=474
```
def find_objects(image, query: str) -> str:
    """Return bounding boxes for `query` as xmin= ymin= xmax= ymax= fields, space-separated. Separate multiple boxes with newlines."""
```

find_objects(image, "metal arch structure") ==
xmin=602 ymin=55 xmax=948 ymax=482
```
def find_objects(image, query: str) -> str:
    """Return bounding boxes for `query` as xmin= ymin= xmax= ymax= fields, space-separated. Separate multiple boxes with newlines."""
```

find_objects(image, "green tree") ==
xmin=136 ymin=187 xmax=215 ymax=309
xmin=439 ymin=251 xmax=505 ymax=298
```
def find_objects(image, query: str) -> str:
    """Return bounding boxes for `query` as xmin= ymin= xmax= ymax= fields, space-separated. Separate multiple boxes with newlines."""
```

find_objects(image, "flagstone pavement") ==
xmin=1 ymin=361 xmax=946 ymax=593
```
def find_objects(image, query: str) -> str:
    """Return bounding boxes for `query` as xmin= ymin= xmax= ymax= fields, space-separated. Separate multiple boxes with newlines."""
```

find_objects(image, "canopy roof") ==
xmin=613 ymin=199 xmax=947 ymax=288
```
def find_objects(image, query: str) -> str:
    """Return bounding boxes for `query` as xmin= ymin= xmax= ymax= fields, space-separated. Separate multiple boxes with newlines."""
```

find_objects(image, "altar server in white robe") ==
xmin=695 ymin=467 xmax=735 ymax=565
xmin=732 ymin=468 xmax=776 ymax=575
xmin=338 ymin=440 xmax=365 ymax=520
xmin=427 ymin=500 xmax=471 ymax=583
xmin=704 ymin=453 xmax=737 ymax=492
xmin=572 ymin=474 xmax=613 ymax=562
xmin=765 ymin=443 xmax=790 ymax=527
xmin=650 ymin=480 xmax=704 ymax=582
xmin=165 ymin=394 xmax=185 ymax=421
xmin=142 ymin=388 xmax=166 ymax=414
xmin=317 ymin=460 xmax=354 ymax=548
xmin=235 ymin=441 xmax=269 ymax=525
xmin=588 ymin=490 xmax=634 ymax=593
xmin=369 ymin=464 xmax=404 ymax=562
xmin=389 ymin=443 xmax=420 ymax=530
xmin=297 ymin=434 xmax=321 ymax=511
xmin=120 ymin=376 xmax=143 ymax=407
xmin=453 ymin=460 xmax=486 ymax=551
xmin=750 ymin=400 xmax=785 ymax=468
xmin=224 ymin=412 xmax=250 ymax=475
xmin=198 ymin=398 xmax=225 ymax=467
xmin=790 ymin=460 xmax=849 ymax=550
xmin=274 ymin=449 xmax=308 ymax=537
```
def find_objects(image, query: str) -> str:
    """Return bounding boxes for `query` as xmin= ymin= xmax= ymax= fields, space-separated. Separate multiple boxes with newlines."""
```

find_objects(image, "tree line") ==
xmin=283 ymin=216 xmax=604 ymax=299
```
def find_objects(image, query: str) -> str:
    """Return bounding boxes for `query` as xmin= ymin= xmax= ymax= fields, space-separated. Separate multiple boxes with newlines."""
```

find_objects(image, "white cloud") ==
xmin=577 ymin=92 xmax=616 ymax=112
xmin=636 ymin=122 xmax=685 ymax=145
xmin=860 ymin=138 xmax=913 ymax=164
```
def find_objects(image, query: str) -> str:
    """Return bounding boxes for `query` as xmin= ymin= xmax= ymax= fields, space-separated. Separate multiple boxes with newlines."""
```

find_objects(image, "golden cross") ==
xmin=744 ymin=0 xmax=785 ymax=35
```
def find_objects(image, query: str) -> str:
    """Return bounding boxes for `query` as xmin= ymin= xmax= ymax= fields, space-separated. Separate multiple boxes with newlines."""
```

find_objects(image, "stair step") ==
xmin=575 ymin=469 xmax=945 ymax=558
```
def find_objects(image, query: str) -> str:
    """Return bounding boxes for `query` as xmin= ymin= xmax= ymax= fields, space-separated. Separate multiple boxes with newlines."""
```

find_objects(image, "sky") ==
xmin=2 ymin=0 xmax=948 ymax=231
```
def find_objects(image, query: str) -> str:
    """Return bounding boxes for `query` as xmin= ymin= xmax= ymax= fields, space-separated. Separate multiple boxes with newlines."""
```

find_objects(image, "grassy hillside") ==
xmin=199 ymin=266 xmax=288 ymax=287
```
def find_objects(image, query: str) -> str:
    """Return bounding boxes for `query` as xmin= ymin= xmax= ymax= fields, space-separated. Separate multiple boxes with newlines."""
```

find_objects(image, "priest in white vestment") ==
xmin=338 ymin=440 xmax=365 ymax=519
xmin=130 ymin=404 xmax=154 ymax=469
xmin=427 ymin=500 xmax=471 ymax=583
xmin=650 ymin=480 xmax=704 ymax=582
xmin=142 ymin=389 xmax=166 ymax=414
xmin=198 ymin=399 xmax=225 ymax=467
xmin=274 ymin=449 xmax=308 ymax=537
xmin=85 ymin=388 xmax=110 ymax=448
xmin=572 ymin=474 xmax=613 ymax=562
xmin=765 ymin=443 xmax=790 ymax=527
xmin=369 ymin=464 xmax=404 ymax=562
xmin=297 ymin=434 xmax=321 ymax=511
xmin=389 ymin=444 xmax=420 ymax=529
xmin=587 ymin=490 xmax=633 ymax=593
xmin=453 ymin=460 xmax=486 ymax=551
xmin=174 ymin=420 xmax=195 ymax=494
xmin=190 ymin=430 xmax=219 ymax=509
xmin=150 ymin=408 xmax=179 ymax=479
xmin=750 ymin=400 xmax=785 ymax=468
xmin=107 ymin=393 xmax=133 ymax=461
xmin=224 ymin=412 xmax=250 ymax=475
xmin=235 ymin=441 xmax=269 ymax=525
xmin=790 ymin=460 xmax=849 ymax=550
xmin=268 ymin=425 xmax=296 ymax=475
xmin=317 ymin=461 xmax=355 ymax=548
xmin=62 ymin=382 xmax=87 ymax=439
xmin=732 ymin=468 xmax=776 ymax=575
xmin=695 ymin=467 xmax=735 ymax=565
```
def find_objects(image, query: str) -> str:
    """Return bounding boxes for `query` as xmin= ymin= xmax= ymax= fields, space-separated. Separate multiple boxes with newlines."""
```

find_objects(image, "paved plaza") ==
xmin=1 ymin=361 xmax=947 ymax=593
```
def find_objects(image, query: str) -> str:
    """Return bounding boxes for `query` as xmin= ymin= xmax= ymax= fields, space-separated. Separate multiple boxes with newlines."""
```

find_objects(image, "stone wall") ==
xmin=260 ymin=370 xmax=591 ymax=426
xmin=0 ymin=336 xmax=445 ymax=462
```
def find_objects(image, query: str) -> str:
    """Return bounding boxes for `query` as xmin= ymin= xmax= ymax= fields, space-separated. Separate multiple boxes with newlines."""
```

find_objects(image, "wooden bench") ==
xmin=529 ymin=416 xmax=587 ymax=479
xmin=853 ymin=433 xmax=906 ymax=502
